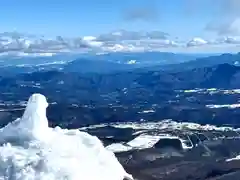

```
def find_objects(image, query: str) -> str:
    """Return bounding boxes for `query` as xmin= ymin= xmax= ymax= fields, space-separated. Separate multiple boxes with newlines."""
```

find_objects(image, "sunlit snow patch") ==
xmin=138 ymin=109 xmax=155 ymax=114
xmin=106 ymin=134 xmax=188 ymax=153
xmin=206 ymin=103 xmax=240 ymax=109
xmin=126 ymin=60 xmax=137 ymax=64
xmin=0 ymin=93 xmax=133 ymax=180
xmin=226 ymin=155 xmax=240 ymax=162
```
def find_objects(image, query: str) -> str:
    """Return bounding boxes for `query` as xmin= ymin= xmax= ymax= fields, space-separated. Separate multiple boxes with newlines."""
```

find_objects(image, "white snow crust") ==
xmin=0 ymin=93 xmax=133 ymax=180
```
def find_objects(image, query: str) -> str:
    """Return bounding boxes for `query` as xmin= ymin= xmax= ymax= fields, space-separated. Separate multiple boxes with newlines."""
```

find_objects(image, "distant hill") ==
xmin=63 ymin=52 xmax=205 ymax=73
xmin=158 ymin=53 xmax=240 ymax=72
xmin=84 ymin=52 xmax=203 ymax=66
xmin=63 ymin=58 xmax=134 ymax=74
xmin=0 ymin=52 xmax=204 ymax=75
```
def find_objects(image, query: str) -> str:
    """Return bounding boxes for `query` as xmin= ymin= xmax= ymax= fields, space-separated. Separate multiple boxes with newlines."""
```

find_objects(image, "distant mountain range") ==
xmin=0 ymin=52 xmax=215 ymax=75
xmin=0 ymin=52 xmax=240 ymax=96
xmin=1 ymin=62 xmax=239 ymax=100
xmin=2 ymin=51 xmax=239 ymax=75
xmin=0 ymin=57 xmax=239 ymax=128
xmin=139 ymin=53 xmax=239 ymax=72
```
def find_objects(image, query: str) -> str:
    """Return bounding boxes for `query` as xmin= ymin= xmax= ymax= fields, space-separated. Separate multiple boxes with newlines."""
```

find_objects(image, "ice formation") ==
xmin=0 ymin=93 xmax=133 ymax=180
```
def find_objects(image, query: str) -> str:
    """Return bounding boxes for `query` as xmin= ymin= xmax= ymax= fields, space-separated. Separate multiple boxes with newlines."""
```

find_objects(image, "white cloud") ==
xmin=186 ymin=38 xmax=208 ymax=47
xmin=1 ymin=30 xmax=240 ymax=55
xmin=222 ymin=36 xmax=240 ymax=44
xmin=81 ymin=36 xmax=103 ymax=47
xmin=82 ymin=36 xmax=97 ymax=41
xmin=205 ymin=0 xmax=240 ymax=36
xmin=96 ymin=30 xmax=169 ymax=42
xmin=206 ymin=18 xmax=240 ymax=36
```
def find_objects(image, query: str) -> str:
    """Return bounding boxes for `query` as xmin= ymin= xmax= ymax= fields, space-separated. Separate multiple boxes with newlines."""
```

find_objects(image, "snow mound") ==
xmin=0 ymin=93 xmax=133 ymax=180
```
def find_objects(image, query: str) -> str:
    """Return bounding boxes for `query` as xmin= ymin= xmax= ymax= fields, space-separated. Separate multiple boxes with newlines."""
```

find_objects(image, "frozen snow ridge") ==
xmin=0 ymin=93 xmax=133 ymax=180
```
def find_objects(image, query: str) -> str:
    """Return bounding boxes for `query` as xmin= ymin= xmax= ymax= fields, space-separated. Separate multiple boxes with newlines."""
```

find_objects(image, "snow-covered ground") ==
xmin=226 ymin=155 xmax=240 ymax=162
xmin=178 ymin=88 xmax=240 ymax=109
xmin=206 ymin=103 xmax=240 ymax=109
xmin=106 ymin=134 xmax=192 ymax=153
xmin=82 ymin=119 xmax=239 ymax=153
xmin=180 ymin=88 xmax=240 ymax=95
xmin=81 ymin=119 xmax=235 ymax=132
xmin=0 ymin=94 xmax=133 ymax=180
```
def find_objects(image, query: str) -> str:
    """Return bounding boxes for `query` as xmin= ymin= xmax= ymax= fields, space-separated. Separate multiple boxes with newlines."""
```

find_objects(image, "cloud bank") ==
xmin=1 ymin=29 xmax=240 ymax=56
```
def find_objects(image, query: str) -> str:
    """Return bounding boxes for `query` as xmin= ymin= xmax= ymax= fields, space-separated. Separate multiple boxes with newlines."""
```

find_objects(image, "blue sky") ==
xmin=0 ymin=0 xmax=227 ymax=39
